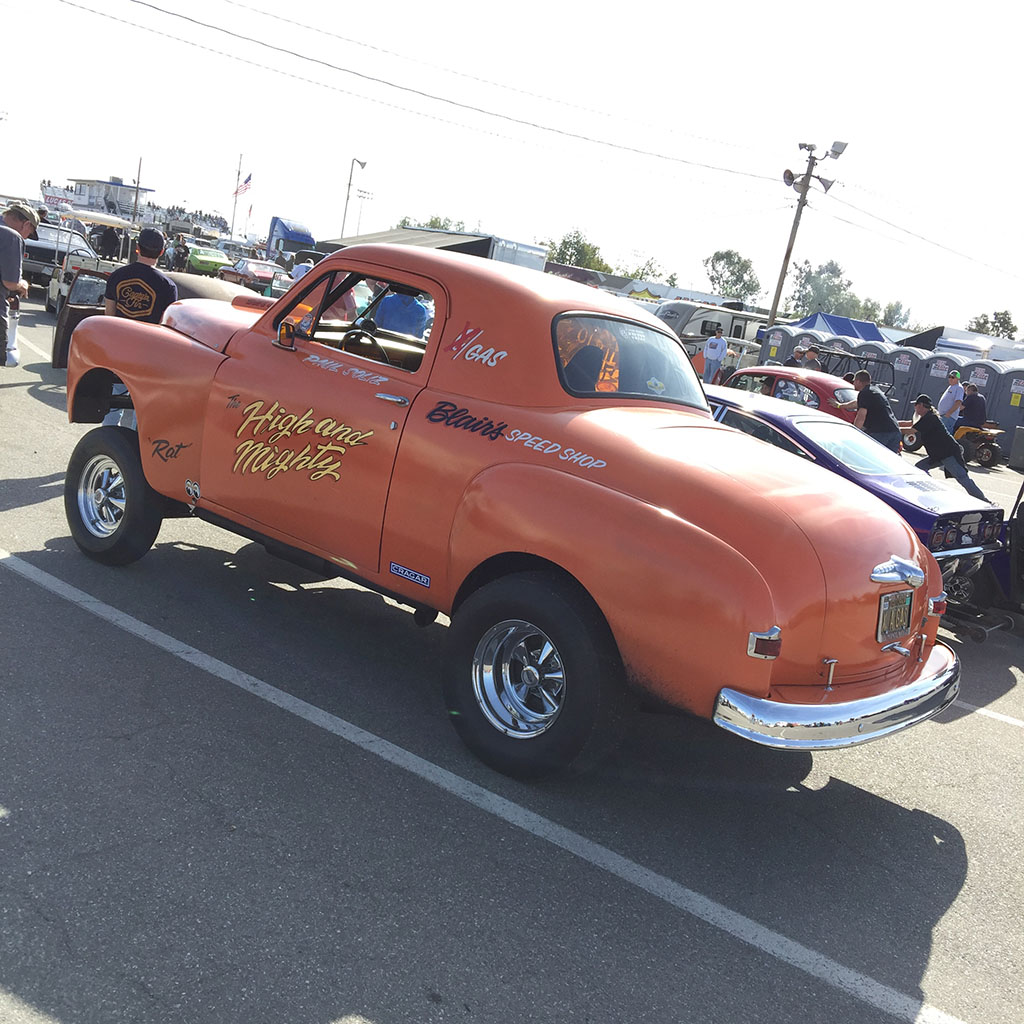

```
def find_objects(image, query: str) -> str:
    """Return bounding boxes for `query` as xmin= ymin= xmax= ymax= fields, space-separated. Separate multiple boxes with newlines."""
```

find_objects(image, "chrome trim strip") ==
xmin=930 ymin=542 xmax=1002 ymax=563
xmin=712 ymin=641 xmax=959 ymax=750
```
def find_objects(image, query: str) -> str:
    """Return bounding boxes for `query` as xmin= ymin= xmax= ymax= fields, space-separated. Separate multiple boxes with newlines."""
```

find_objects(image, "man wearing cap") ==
xmin=702 ymin=325 xmax=727 ymax=384
xmin=783 ymin=345 xmax=806 ymax=367
xmin=937 ymin=370 xmax=965 ymax=433
xmin=802 ymin=345 xmax=823 ymax=372
xmin=102 ymin=228 xmax=177 ymax=428
xmin=1 ymin=203 xmax=40 ymax=368
xmin=911 ymin=394 xmax=988 ymax=501
xmin=104 ymin=228 xmax=177 ymax=323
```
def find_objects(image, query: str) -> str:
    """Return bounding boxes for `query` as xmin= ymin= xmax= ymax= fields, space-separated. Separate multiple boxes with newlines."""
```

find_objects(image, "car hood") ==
xmin=852 ymin=468 xmax=990 ymax=517
xmin=163 ymin=297 xmax=264 ymax=352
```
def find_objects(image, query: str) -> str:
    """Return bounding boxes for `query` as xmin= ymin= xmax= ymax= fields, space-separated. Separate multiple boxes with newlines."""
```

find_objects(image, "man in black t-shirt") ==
xmin=102 ymin=229 xmax=177 ymax=427
xmin=104 ymin=228 xmax=177 ymax=323
xmin=834 ymin=370 xmax=902 ymax=452
xmin=957 ymin=383 xmax=987 ymax=430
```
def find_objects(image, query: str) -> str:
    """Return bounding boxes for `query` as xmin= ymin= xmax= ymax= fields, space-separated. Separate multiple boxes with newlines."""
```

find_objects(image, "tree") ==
xmin=542 ymin=229 xmax=613 ymax=272
xmin=616 ymin=256 xmax=663 ymax=281
xmin=397 ymin=214 xmax=466 ymax=232
xmin=702 ymin=250 xmax=761 ymax=302
xmin=788 ymin=260 xmax=862 ymax=318
xmin=881 ymin=301 xmax=912 ymax=328
xmin=858 ymin=298 xmax=882 ymax=324
xmin=968 ymin=310 xmax=1017 ymax=338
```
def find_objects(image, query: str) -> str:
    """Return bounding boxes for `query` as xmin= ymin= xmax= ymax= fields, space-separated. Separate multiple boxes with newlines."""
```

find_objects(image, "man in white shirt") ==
xmin=937 ymin=370 xmax=965 ymax=433
xmin=702 ymin=326 xmax=727 ymax=383
xmin=290 ymin=259 xmax=315 ymax=282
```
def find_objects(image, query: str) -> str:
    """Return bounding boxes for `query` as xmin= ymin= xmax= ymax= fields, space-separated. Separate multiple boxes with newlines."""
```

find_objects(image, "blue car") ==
xmin=704 ymin=385 xmax=1004 ymax=605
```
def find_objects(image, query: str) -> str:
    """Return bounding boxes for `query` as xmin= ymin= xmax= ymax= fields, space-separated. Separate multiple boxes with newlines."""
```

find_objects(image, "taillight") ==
xmin=931 ymin=528 xmax=946 ymax=549
xmin=945 ymin=527 xmax=958 ymax=545
xmin=747 ymin=627 xmax=781 ymax=660
xmin=928 ymin=594 xmax=948 ymax=617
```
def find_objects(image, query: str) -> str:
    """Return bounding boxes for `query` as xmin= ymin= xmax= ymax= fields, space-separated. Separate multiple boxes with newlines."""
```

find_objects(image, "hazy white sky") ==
xmin=4 ymin=0 xmax=1020 ymax=330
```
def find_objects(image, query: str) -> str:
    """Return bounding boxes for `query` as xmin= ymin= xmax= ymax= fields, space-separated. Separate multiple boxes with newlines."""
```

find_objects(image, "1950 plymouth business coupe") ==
xmin=62 ymin=244 xmax=959 ymax=777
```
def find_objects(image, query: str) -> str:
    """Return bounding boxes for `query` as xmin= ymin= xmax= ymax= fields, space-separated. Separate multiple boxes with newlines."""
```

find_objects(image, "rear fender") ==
xmin=448 ymin=464 xmax=775 ymax=716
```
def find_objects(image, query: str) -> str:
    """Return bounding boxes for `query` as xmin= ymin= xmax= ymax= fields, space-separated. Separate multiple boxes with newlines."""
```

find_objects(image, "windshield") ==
xmin=554 ymin=314 xmax=707 ymax=409
xmin=247 ymin=261 xmax=279 ymax=273
xmin=797 ymin=418 xmax=912 ymax=476
xmin=193 ymin=247 xmax=221 ymax=258
xmin=37 ymin=224 xmax=91 ymax=249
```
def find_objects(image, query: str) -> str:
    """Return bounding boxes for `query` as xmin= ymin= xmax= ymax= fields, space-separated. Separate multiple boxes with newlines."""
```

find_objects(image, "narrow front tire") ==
xmin=65 ymin=427 xmax=164 ymax=565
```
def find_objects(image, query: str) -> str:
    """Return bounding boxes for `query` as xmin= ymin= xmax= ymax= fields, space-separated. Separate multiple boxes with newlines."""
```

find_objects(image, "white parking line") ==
xmin=0 ymin=548 xmax=968 ymax=1024
xmin=953 ymin=699 xmax=1024 ymax=728
xmin=13 ymin=330 xmax=52 ymax=362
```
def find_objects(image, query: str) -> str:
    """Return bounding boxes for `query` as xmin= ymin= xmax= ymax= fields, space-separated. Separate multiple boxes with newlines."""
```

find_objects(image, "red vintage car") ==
xmin=723 ymin=365 xmax=859 ymax=423
xmin=60 ymin=245 xmax=958 ymax=777
xmin=218 ymin=257 xmax=282 ymax=293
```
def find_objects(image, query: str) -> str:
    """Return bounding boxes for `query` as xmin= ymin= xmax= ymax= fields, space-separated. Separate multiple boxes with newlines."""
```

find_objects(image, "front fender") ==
xmin=448 ymin=464 xmax=777 ymax=717
xmin=67 ymin=316 xmax=226 ymax=498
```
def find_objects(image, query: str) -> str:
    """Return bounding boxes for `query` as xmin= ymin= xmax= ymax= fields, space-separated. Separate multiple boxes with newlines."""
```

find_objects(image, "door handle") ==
xmin=375 ymin=393 xmax=409 ymax=406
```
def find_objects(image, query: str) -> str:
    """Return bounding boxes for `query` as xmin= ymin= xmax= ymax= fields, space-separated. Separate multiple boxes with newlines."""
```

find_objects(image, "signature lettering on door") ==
xmin=151 ymin=439 xmax=193 ymax=462
xmin=232 ymin=399 xmax=373 ymax=482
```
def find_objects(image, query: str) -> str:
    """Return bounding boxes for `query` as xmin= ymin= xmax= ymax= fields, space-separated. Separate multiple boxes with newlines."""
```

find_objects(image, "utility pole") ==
xmin=766 ymin=141 xmax=847 ymax=328
xmin=340 ymin=158 xmax=366 ymax=239
xmin=229 ymin=153 xmax=242 ymax=239
xmin=132 ymin=157 xmax=142 ymax=223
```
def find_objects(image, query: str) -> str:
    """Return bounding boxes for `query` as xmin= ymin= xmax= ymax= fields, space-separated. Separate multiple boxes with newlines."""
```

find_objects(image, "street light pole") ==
xmin=340 ymin=158 xmax=366 ymax=239
xmin=766 ymin=148 xmax=817 ymax=329
xmin=766 ymin=141 xmax=847 ymax=328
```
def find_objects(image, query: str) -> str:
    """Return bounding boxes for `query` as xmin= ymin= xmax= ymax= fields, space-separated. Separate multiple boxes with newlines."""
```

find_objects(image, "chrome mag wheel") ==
xmin=472 ymin=619 xmax=566 ymax=739
xmin=77 ymin=454 xmax=127 ymax=538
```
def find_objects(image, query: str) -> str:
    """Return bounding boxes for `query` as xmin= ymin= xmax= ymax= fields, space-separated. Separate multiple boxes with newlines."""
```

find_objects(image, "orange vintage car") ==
xmin=62 ymin=245 xmax=959 ymax=777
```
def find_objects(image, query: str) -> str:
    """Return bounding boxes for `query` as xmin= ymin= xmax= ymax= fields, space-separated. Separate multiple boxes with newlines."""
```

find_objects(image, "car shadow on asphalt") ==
xmin=536 ymin=711 xmax=968 ymax=1018
xmin=21 ymin=531 xmax=969 ymax=1022
xmin=0 ymin=472 xmax=66 ymax=515
xmin=1 ymin=359 xmax=68 ymax=414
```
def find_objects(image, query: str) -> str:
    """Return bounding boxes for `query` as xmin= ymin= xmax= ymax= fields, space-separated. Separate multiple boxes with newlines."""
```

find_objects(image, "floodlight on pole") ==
xmin=340 ymin=158 xmax=367 ymax=239
xmin=765 ymin=141 xmax=848 ymax=328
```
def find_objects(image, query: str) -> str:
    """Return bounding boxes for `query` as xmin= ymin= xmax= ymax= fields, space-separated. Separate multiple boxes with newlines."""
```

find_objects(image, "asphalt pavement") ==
xmin=1 ymin=294 xmax=1022 ymax=1024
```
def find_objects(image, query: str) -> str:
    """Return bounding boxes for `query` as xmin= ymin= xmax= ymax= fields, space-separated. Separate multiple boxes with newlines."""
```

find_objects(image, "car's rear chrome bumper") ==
xmin=713 ymin=641 xmax=959 ymax=750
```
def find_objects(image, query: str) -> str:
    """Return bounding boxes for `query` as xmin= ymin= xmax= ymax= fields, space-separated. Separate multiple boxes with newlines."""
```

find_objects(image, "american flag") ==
xmin=233 ymin=173 xmax=251 ymax=197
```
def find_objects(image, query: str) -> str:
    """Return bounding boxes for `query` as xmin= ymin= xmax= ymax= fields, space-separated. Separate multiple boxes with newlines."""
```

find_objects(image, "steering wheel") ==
xmin=342 ymin=327 xmax=391 ymax=365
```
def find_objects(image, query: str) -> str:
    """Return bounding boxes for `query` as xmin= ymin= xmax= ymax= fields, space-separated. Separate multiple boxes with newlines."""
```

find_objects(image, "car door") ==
xmin=198 ymin=264 xmax=444 ymax=577
xmin=52 ymin=269 xmax=108 ymax=369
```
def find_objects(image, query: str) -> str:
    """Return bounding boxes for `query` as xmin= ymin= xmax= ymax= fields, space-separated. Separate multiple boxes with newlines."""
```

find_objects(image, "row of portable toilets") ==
xmin=759 ymin=325 xmax=1024 ymax=429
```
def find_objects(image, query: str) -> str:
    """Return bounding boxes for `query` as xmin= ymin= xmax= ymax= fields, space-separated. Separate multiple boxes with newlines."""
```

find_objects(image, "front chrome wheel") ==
xmin=77 ymin=454 xmax=126 ymax=538
xmin=472 ymin=619 xmax=566 ymax=739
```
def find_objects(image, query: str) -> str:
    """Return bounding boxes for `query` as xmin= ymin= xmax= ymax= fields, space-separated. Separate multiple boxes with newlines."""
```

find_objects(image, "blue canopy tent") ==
xmin=788 ymin=313 xmax=886 ymax=342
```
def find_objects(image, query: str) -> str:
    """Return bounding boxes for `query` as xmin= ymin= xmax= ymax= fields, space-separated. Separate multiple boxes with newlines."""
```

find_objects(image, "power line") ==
xmin=215 ymin=0 xmax=755 ymax=157
xmin=824 ymin=193 xmax=1022 ymax=280
xmin=103 ymin=0 xmax=775 ymax=182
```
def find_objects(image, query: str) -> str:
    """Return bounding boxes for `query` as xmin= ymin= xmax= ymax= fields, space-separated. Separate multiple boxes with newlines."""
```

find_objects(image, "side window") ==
xmin=776 ymin=381 xmax=819 ymax=408
xmin=275 ymin=272 xmax=435 ymax=373
xmin=730 ymin=373 xmax=773 ymax=396
xmin=720 ymin=409 xmax=808 ymax=458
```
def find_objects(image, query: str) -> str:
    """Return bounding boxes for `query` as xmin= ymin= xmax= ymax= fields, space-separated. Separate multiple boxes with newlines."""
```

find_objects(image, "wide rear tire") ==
xmin=65 ymin=427 xmax=164 ymax=566
xmin=444 ymin=572 xmax=628 ymax=778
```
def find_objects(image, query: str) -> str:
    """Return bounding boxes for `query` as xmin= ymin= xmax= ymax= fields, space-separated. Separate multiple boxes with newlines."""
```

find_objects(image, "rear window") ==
xmin=554 ymin=315 xmax=706 ymax=409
